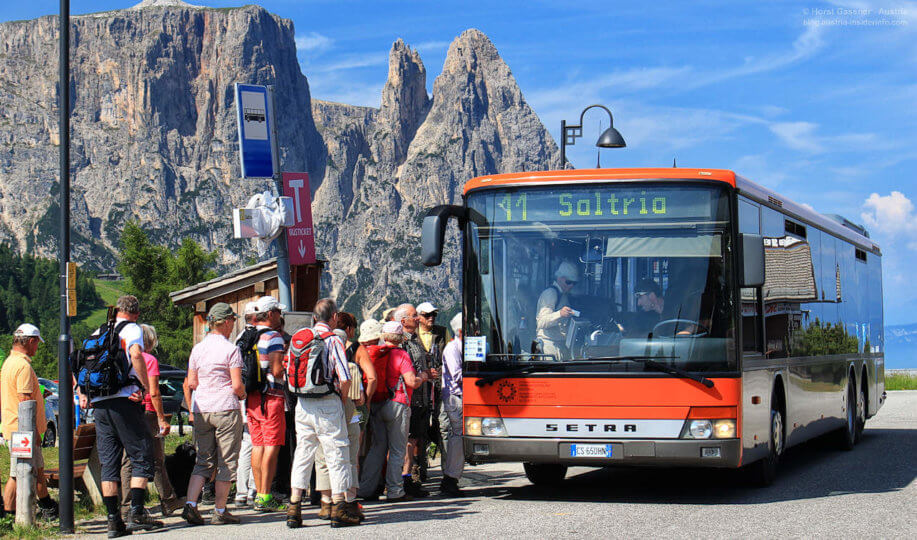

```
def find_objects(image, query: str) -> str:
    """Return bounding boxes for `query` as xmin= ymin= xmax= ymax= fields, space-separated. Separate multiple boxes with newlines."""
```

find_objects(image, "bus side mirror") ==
xmin=739 ymin=233 xmax=765 ymax=287
xmin=421 ymin=205 xmax=466 ymax=267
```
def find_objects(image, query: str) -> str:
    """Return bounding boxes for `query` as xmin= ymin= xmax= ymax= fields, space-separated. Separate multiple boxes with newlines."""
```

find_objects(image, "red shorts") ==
xmin=246 ymin=393 xmax=286 ymax=447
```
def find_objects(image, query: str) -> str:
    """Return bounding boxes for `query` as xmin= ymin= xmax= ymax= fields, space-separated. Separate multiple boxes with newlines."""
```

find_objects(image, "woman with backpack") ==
xmin=311 ymin=314 xmax=378 ymax=519
xmin=357 ymin=321 xmax=436 ymax=502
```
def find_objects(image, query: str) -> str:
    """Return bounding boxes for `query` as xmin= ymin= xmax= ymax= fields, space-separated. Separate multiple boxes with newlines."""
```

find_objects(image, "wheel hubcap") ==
xmin=857 ymin=389 xmax=866 ymax=425
xmin=772 ymin=411 xmax=784 ymax=456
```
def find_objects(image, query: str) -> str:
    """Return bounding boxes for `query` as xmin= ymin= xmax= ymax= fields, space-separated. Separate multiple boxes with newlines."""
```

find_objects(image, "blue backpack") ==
xmin=72 ymin=320 xmax=135 ymax=399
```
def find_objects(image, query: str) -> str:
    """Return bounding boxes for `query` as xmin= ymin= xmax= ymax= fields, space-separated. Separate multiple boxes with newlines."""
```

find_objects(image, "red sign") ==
xmin=282 ymin=172 xmax=316 ymax=265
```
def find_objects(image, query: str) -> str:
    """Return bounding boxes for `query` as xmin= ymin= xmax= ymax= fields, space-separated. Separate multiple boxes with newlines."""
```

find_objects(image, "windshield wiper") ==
xmin=586 ymin=356 xmax=714 ymax=388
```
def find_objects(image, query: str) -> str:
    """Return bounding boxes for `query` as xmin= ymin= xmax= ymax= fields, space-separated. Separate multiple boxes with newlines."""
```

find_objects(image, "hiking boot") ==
xmin=404 ymin=478 xmax=429 ymax=498
xmin=211 ymin=509 xmax=241 ymax=525
xmin=286 ymin=501 xmax=302 ymax=529
xmin=384 ymin=492 xmax=415 ymax=503
xmin=254 ymin=494 xmax=287 ymax=513
xmin=181 ymin=503 xmax=205 ymax=526
xmin=329 ymin=501 xmax=361 ymax=528
xmin=107 ymin=514 xmax=131 ymax=538
xmin=440 ymin=476 xmax=464 ymax=498
xmin=201 ymin=483 xmax=216 ymax=504
xmin=233 ymin=496 xmax=249 ymax=508
xmin=127 ymin=506 xmax=163 ymax=532
xmin=317 ymin=500 xmax=332 ymax=520
xmin=160 ymin=497 xmax=183 ymax=517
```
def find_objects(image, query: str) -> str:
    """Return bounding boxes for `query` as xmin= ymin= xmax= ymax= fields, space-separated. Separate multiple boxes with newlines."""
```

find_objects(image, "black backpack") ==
xmin=236 ymin=327 xmax=271 ymax=394
xmin=72 ymin=320 xmax=135 ymax=399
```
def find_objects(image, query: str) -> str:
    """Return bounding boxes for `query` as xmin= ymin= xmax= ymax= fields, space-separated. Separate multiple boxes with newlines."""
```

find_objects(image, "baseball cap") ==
xmin=13 ymin=323 xmax=44 ymax=343
xmin=359 ymin=319 xmax=383 ymax=343
xmin=243 ymin=301 xmax=258 ymax=316
xmin=255 ymin=296 xmax=287 ymax=313
xmin=416 ymin=302 xmax=438 ymax=315
xmin=207 ymin=302 xmax=238 ymax=322
xmin=382 ymin=321 xmax=404 ymax=335
xmin=449 ymin=312 xmax=462 ymax=334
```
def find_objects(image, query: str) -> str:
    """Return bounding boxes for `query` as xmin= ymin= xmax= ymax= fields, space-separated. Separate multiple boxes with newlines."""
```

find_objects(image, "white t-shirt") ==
xmin=90 ymin=318 xmax=144 ymax=404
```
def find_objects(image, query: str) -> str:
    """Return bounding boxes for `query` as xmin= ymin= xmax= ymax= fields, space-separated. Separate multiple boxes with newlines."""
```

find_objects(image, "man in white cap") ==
xmin=415 ymin=301 xmax=448 ymax=469
xmin=535 ymin=261 xmax=580 ymax=361
xmin=1 ymin=324 xmax=57 ymax=519
xmin=246 ymin=295 xmax=288 ymax=512
xmin=439 ymin=312 xmax=465 ymax=497
xmin=233 ymin=301 xmax=259 ymax=506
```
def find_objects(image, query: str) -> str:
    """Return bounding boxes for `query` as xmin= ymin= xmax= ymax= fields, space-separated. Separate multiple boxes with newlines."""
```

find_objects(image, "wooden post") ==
xmin=14 ymin=400 xmax=37 ymax=526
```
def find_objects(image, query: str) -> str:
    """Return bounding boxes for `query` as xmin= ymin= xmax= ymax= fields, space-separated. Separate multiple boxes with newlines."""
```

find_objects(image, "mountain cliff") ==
xmin=0 ymin=5 xmax=559 ymax=317
xmin=0 ymin=3 xmax=325 ymax=268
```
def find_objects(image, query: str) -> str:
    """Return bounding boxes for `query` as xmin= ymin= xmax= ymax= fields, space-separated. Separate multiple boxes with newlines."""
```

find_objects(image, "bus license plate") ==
xmin=569 ymin=444 xmax=613 ymax=458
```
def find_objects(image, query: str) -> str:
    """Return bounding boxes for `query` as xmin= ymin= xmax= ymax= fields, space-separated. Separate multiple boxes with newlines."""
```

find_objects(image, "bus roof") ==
xmin=462 ymin=168 xmax=880 ymax=254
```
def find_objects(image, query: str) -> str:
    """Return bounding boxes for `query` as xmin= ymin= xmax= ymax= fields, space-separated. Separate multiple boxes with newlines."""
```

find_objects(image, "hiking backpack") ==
xmin=236 ymin=327 xmax=272 ymax=394
xmin=72 ymin=320 xmax=134 ymax=399
xmin=286 ymin=328 xmax=337 ymax=397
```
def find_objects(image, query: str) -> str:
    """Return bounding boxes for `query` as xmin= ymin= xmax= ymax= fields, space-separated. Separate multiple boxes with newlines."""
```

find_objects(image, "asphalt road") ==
xmin=76 ymin=391 xmax=917 ymax=538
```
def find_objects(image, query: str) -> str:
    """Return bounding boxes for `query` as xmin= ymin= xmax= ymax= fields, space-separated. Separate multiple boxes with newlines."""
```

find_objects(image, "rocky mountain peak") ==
xmin=131 ymin=0 xmax=200 ymax=9
xmin=379 ymin=39 xmax=430 ymax=164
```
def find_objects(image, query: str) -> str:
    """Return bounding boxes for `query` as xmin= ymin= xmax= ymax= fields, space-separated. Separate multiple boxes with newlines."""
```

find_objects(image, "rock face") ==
xmin=312 ymin=30 xmax=559 ymax=316
xmin=0 ymin=5 xmax=559 ymax=317
xmin=0 ymin=4 xmax=325 ymax=267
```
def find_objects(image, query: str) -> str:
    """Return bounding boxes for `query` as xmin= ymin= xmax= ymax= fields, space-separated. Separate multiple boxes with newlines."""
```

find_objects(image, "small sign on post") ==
xmin=10 ymin=432 xmax=33 ymax=458
xmin=283 ymin=172 xmax=316 ymax=265
xmin=234 ymin=83 xmax=275 ymax=179
xmin=66 ymin=262 xmax=77 ymax=317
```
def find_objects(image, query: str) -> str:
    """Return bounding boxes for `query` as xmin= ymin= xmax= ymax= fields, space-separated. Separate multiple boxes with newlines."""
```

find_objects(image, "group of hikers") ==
xmin=2 ymin=293 xmax=466 ymax=536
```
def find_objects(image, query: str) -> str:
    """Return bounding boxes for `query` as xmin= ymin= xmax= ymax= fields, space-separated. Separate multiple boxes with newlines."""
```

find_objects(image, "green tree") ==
xmin=116 ymin=222 xmax=217 ymax=368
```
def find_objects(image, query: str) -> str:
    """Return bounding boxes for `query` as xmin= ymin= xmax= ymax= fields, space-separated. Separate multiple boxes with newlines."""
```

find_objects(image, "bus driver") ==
xmin=535 ymin=262 xmax=580 ymax=361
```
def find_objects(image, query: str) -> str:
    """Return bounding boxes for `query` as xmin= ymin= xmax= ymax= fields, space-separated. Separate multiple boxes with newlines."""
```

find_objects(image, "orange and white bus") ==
xmin=421 ymin=168 xmax=885 ymax=485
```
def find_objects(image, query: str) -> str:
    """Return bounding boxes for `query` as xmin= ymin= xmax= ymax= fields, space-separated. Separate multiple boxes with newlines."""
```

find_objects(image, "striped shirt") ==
xmin=256 ymin=324 xmax=286 ymax=396
xmin=313 ymin=322 xmax=351 ymax=389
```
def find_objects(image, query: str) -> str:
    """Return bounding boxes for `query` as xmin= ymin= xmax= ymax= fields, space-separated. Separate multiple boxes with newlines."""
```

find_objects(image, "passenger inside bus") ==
xmin=534 ymin=261 xmax=580 ymax=361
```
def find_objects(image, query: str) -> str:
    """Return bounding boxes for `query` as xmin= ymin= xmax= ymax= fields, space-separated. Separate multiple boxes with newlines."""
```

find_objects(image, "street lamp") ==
xmin=560 ymin=104 xmax=625 ymax=169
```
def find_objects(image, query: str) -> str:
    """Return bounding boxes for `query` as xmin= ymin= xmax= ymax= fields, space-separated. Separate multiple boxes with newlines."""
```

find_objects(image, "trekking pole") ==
xmin=14 ymin=400 xmax=37 ymax=526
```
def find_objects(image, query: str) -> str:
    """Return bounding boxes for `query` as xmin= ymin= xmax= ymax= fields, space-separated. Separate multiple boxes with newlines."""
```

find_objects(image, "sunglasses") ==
xmin=634 ymin=291 xmax=650 ymax=298
xmin=420 ymin=313 xmax=438 ymax=318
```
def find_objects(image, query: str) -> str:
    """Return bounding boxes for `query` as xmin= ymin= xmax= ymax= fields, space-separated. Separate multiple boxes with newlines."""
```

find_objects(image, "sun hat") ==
xmin=358 ymin=319 xmax=383 ymax=343
xmin=382 ymin=321 xmax=404 ymax=335
xmin=207 ymin=302 xmax=237 ymax=322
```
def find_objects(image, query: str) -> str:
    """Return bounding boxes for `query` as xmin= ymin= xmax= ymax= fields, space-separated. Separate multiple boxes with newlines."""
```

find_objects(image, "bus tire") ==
xmin=523 ymin=463 xmax=567 ymax=486
xmin=748 ymin=393 xmax=784 ymax=487
xmin=837 ymin=377 xmax=857 ymax=451
xmin=854 ymin=377 xmax=867 ymax=443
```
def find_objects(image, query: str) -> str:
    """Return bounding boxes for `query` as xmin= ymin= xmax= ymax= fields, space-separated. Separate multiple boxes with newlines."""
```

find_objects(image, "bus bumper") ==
xmin=464 ymin=436 xmax=741 ymax=468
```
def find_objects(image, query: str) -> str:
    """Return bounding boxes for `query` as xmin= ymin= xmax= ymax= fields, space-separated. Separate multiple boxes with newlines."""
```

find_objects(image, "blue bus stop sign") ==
xmin=234 ymin=83 xmax=275 ymax=179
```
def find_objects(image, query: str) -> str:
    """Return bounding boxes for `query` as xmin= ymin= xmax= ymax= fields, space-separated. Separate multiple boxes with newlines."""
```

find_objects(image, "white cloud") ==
xmin=861 ymin=191 xmax=917 ymax=249
xmin=769 ymin=122 xmax=824 ymax=153
xmin=415 ymin=40 xmax=450 ymax=52
xmin=768 ymin=121 xmax=881 ymax=154
xmin=295 ymin=32 xmax=333 ymax=54
xmin=312 ymin=52 xmax=389 ymax=72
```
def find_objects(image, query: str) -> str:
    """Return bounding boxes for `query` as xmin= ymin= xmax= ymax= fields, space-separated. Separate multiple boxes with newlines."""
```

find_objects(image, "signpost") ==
xmin=234 ymin=83 xmax=292 ymax=310
xmin=283 ymin=173 xmax=316 ymax=265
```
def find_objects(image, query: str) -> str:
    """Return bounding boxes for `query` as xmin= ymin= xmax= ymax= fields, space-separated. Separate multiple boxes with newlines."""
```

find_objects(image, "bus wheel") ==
xmin=748 ymin=403 xmax=783 ymax=487
xmin=854 ymin=384 xmax=866 ymax=443
xmin=523 ymin=463 xmax=567 ymax=486
xmin=837 ymin=378 xmax=857 ymax=451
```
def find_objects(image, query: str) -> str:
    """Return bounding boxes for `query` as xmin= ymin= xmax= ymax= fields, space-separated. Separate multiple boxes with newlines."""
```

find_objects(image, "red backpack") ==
xmin=286 ymin=327 xmax=337 ymax=397
xmin=366 ymin=344 xmax=397 ymax=403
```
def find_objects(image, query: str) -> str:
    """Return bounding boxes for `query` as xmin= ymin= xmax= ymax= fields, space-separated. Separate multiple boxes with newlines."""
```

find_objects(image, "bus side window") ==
xmin=739 ymin=198 xmax=763 ymax=354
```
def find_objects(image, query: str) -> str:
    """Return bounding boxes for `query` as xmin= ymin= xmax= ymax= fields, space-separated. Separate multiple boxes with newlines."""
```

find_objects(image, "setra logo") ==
xmin=496 ymin=381 xmax=517 ymax=403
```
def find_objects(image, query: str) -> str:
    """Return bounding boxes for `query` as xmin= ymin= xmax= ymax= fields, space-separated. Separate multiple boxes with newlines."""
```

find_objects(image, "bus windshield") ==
xmin=465 ymin=183 xmax=738 ymax=374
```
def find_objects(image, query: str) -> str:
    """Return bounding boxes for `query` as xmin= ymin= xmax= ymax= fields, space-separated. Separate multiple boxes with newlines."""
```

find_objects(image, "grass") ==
xmin=886 ymin=373 xmax=917 ymax=390
xmin=82 ymin=279 xmax=127 ymax=329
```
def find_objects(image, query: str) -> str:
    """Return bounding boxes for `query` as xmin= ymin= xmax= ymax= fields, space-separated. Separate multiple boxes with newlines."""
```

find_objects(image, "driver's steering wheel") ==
xmin=652 ymin=318 xmax=709 ymax=338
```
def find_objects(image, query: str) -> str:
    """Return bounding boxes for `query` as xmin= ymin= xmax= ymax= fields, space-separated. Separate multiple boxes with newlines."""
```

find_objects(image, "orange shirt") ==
xmin=1 ymin=350 xmax=47 ymax=440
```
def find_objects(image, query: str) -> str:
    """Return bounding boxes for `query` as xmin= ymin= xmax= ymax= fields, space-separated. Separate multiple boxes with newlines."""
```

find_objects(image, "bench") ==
xmin=46 ymin=424 xmax=103 ymax=505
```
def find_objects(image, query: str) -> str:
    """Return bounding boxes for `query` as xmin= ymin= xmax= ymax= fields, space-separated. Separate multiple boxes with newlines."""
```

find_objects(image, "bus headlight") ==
xmin=465 ymin=417 xmax=483 ymax=436
xmin=686 ymin=420 xmax=713 ymax=439
xmin=482 ymin=417 xmax=507 ymax=437
xmin=681 ymin=419 xmax=736 ymax=439
xmin=713 ymin=419 xmax=736 ymax=439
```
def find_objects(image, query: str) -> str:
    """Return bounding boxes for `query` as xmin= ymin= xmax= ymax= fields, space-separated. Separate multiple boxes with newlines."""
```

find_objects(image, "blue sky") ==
xmin=6 ymin=0 xmax=917 ymax=324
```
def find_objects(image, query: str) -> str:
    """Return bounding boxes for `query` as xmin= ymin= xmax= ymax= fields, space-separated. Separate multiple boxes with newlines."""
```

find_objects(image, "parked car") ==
xmin=38 ymin=378 xmax=60 ymax=447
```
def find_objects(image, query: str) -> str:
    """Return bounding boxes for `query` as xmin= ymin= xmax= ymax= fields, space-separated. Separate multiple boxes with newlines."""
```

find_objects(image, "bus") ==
xmin=421 ymin=168 xmax=885 ymax=486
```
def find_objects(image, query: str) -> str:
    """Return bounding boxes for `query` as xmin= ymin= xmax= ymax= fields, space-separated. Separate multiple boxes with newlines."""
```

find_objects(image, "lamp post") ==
xmin=58 ymin=0 xmax=74 ymax=532
xmin=560 ymin=104 xmax=626 ymax=169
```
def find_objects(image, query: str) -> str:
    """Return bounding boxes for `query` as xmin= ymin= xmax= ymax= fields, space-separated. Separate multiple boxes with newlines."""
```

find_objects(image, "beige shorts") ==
xmin=192 ymin=410 xmax=243 ymax=483
xmin=8 ymin=432 xmax=44 ymax=477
